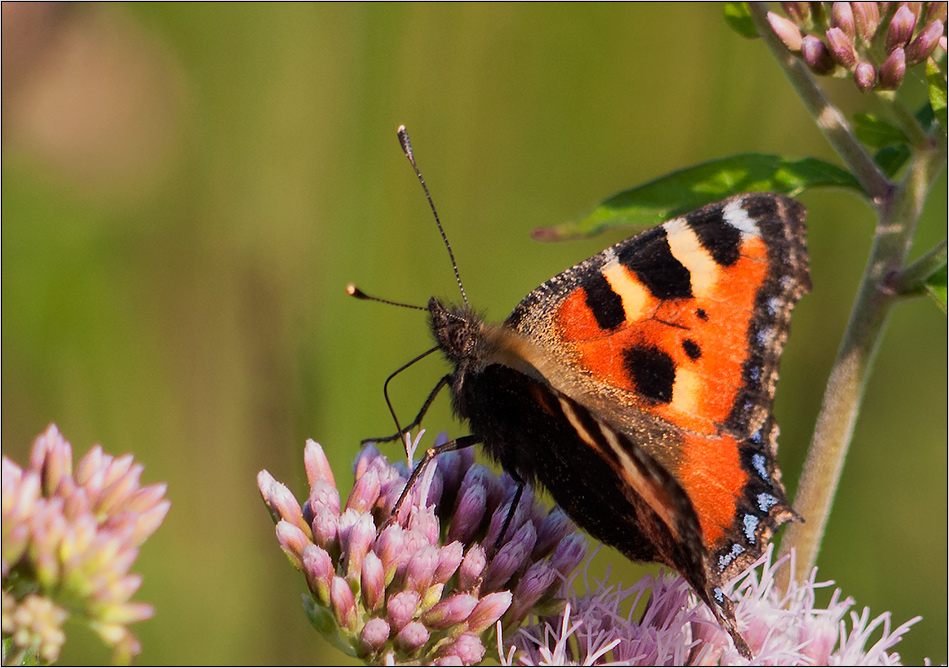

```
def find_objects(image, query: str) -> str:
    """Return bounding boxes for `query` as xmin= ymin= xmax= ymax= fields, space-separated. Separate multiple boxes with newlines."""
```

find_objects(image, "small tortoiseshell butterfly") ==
xmin=355 ymin=127 xmax=810 ymax=658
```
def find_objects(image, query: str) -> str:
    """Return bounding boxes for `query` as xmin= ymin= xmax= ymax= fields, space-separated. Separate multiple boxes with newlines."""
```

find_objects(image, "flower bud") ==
xmin=421 ymin=593 xmax=479 ymax=630
xmin=386 ymin=590 xmax=420 ymax=631
xmin=484 ymin=494 xmax=525 ymax=549
xmin=447 ymin=483 xmax=486 ymax=544
xmin=375 ymin=523 xmax=405 ymax=584
xmin=853 ymin=61 xmax=878 ymax=91
xmin=458 ymin=544 xmax=487 ymax=592
xmin=330 ymin=576 xmax=357 ymax=631
xmin=102 ymin=454 xmax=134 ymax=492
xmin=827 ymin=27 xmax=858 ymax=68
xmin=130 ymin=500 xmax=171 ymax=547
xmin=343 ymin=511 xmax=375 ymax=582
xmin=302 ymin=544 xmax=334 ymax=604
xmin=359 ymin=617 xmax=391 ymax=656
xmin=73 ymin=443 xmax=103 ymax=486
xmin=127 ymin=481 xmax=168 ymax=515
xmin=275 ymin=520 xmax=311 ymax=570
xmin=534 ymin=507 xmax=573 ymax=560
xmin=433 ymin=541 xmax=464 ymax=584
xmin=548 ymin=533 xmax=588 ymax=577
xmin=507 ymin=561 xmax=558 ymax=624
xmin=361 ymin=551 xmax=386 ymax=613
xmin=310 ymin=505 xmax=338 ymax=552
xmin=879 ymin=46 xmax=907 ymax=89
xmin=438 ymin=633 xmax=485 ymax=665
xmin=9 ymin=594 xmax=69 ymax=664
xmin=466 ymin=591 xmax=512 ymax=634
xmin=832 ymin=2 xmax=856 ymax=38
xmin=483 ymin=521 xmax=536 ymax=590
xmin=303 ymin=440 xmax=335 ymax=487
xmin=404 ymin=545 xmax=439 ymax=595
xmin=40 ymin=431 xmax=72 ymax=497
xmin=886 ymin=5 xmax=918 ymax=52
xmin=853 ymin=2 xmax=882 ymax=42
xmin=408 ymin=505 xmax=440 ymax=545
xmin=346 ymin=465 xmax=381 ymax=514
xmin=97 ymin=464 xmax=143 ymax=517
xmin=769 ymin=12 xmax=804 ymax=51
xmin=432 ymin=447 xmax=463 ymax=506
xmin=781 ymin=2 xmax=812 ymax=25
xmin=307 ymin=477 xmax=340 ymax=517
xmin=927 ymin=1 xmax=948 ymax=24
xmin=393 ymin=620 xmax=430 ymax=653
xmin=261 ymin=475 xmax=311 ymax=537
xmin=801 ymin=35 xmax=836 ymax=73
xmin=353 ymin=442 xmax=381 ymax=480
xmin=905 ymin=19 xmax=944 ymax=64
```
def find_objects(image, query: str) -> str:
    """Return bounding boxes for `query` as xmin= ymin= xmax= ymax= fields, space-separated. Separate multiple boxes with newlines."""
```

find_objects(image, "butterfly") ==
xmin=356 ymin=127 xmax=809 ymax=658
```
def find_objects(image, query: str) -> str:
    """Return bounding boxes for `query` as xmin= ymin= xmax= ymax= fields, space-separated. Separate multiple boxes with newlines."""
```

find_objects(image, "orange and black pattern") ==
xmin=426 ymin=193 xmax=810 ymax=658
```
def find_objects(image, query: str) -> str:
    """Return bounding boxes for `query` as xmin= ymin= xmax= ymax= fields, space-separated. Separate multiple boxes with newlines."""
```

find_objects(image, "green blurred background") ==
xmin=2 ymin=4 xmax=945 ymax=665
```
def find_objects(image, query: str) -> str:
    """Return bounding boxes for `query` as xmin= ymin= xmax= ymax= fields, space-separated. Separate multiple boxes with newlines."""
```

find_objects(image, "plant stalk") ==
xmin=747 ymin=2 xmax=947 ymax=582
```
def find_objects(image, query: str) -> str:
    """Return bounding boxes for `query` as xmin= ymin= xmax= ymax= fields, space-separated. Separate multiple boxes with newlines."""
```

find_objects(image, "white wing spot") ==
xmin=752 ymin=453 xmax=770 ymax=481
xmin=757 ymin=492 xmax=779 ymax=512
xmin=743 ymin=514 xmax=759 ymax=543
xmin=723 ymin=198 xmax=760 ymax=239
xmin=663 ymin=218 xmax=719 ymax=298
xmin=602 ymin=260 xmax=651 ymax=321
xmin=718 ymin=543 xmax=745 ymax=569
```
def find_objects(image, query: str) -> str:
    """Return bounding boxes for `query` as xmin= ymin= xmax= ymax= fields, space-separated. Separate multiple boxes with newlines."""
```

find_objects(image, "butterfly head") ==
xmin=427 ymin=298 xmax=485 ymax=367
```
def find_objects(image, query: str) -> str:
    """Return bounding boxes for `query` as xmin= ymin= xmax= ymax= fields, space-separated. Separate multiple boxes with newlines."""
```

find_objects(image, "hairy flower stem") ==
xmin=782 ymin=145 xmax=945 ymax=581
xmin=892 ymin=238 xmax=948 ymax=296
xmin=748 ymin=2 xmax=947 ymax=583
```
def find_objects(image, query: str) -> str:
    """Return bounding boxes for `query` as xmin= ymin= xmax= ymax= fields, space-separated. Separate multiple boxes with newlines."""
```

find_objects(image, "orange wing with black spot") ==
xmin=505 ymin=193 xmax=809 ymax=578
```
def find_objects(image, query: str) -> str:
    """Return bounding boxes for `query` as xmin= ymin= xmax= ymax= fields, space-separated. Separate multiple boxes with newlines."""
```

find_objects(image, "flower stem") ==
xmin=780 ymin=144 xmax=944 ymax=580
xmin=890 ymin=237 xmax=947 ymax=296
xmin=747 ymin=2 xmax=947 ymax=582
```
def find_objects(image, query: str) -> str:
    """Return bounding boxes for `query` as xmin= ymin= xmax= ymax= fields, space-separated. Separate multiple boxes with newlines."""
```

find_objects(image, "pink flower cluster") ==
xmin=2 ymin=424 xmax=170 ymax=664
xmin=769 ymin=2 xmax=946 ymax=91
xmin=508 ymin=545 xmax=920 ymax=666
xmin=258 ymin=434 xmax=588 ymax=665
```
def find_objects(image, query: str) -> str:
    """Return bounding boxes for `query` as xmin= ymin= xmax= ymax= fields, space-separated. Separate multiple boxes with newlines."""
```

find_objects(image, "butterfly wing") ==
xmin=459 ymin=360 xmax=752 ymax=657
xmin=504 ymin=193 xmax=809 ymax=578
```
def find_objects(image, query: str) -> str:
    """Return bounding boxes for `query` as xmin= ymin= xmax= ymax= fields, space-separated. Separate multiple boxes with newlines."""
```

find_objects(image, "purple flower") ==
xmin=879 ymin=47 xmax=907 ymax=90
xmin=505 ymin=544 xmax=920 ymax=666
xmin=258 ymin=433 xmax=588 ymax=665
xmin=770 ymin=2 xmax=948 ymax=92
xmin=2 ymin=425 xmax=169 ymax=665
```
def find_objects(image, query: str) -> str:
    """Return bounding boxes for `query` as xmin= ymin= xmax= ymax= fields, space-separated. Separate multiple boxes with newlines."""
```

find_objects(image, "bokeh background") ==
xmin=2 ymin=4 xmax=945 ymax=665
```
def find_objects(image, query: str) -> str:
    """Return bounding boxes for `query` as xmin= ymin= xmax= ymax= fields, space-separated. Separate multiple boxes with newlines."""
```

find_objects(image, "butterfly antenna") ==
xmin=346 ymin=284 xmax=427 ymax=311
xmin=398 ymin=125 xmax=469 ymax=308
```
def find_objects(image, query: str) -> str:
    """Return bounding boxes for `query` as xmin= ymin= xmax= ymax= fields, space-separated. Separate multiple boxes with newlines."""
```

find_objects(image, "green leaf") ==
xmin=1 ymin=638 xmax=39 ymax=666
xmin=301 ymin=595 xmax=358 ymax=657
xmin=723 ymin=2 xmax=759 ymax=38
xmin=853 ymin=113 xmax=910 ymax=149
xmin=927 ymin=57 xmax=947 ymax=134
xmin=924 ymin=264 xmax=947 ymax=313
xmin=873 ymin=144 xmax=912 ymax=178
xmin=915 ymin=101 xmax=936 ymax=132
xmin=533 ymin=154 xmax=862 ymax=241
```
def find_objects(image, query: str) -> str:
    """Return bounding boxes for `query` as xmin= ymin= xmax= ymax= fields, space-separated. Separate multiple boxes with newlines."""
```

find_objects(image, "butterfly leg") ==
xmin=384 ymin=433 xmax=481 ymax=530
xmin=488 ymin=475 xmax=524 ymax=560
xmin=361 ymin=374 xmax=450 ymax=445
